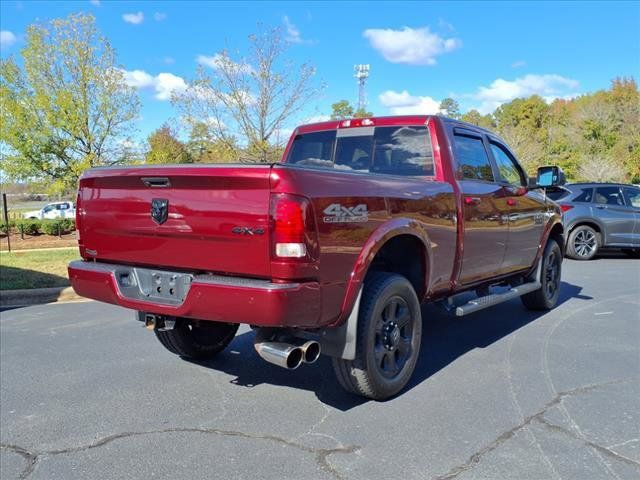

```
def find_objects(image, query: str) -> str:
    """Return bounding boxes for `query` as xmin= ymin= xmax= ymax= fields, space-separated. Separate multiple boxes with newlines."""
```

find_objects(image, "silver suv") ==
xmin=548 ymin=183 xmax=640 ymax=260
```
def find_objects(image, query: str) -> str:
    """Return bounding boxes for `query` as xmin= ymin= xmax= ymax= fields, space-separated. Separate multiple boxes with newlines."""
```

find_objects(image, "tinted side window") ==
xmin=489 ymin=143 xmax=524 ymax=186
xmin=623 ymin=187 xmax=640 ymax=207
xmin=372 ymin=126 xmax=434 ymax=176
xmin=287 ymin=130 xmax=336 ymax=168
xmin=595 ymin=186 xmax=624 ymax=205
xmin=454 ymin=135 xmax=493 ymax=182
xmin=573 ymin=188 xmax=593 ymax=203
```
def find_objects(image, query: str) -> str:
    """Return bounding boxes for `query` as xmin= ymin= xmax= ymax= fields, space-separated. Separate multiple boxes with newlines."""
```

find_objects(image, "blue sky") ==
xmin=1 ymin=0 xmax=639 ymax=142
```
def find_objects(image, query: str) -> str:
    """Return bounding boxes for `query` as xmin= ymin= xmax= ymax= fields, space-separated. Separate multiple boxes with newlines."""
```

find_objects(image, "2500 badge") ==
xmin=323 ymin=203 xmax=368 ymax=223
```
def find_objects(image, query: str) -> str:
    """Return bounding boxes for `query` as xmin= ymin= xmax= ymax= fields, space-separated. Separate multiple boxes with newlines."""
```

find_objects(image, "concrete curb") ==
xmin=0 ymin=286 xmax=87 ymax=307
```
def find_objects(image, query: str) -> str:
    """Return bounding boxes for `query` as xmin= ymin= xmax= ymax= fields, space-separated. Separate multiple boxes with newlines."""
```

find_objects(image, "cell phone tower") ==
xmin=354 ymin=64 xmax=370 ymax=111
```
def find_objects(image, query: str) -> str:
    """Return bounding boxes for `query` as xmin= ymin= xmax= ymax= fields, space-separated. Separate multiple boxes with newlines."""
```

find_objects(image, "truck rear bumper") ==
xmin=68 ymin=260 xmax=322 ymax=327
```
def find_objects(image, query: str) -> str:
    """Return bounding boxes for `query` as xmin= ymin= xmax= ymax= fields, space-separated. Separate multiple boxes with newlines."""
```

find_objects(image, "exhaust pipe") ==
xmin=299 ymin=340 xmax=321 ymax=364
xmin=254 ymin=341 xmax=304 ymax=370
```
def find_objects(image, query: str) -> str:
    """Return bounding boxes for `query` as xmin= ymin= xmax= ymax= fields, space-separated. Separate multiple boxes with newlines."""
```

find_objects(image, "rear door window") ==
xmin=453 ymin=134 xmax=494 ymax=182
xmin=595 ymin=186 xmax=624 ymax=205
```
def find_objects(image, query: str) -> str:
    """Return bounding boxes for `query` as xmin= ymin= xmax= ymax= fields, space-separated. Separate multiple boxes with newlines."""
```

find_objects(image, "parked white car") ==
xmin=23 ymin=201 xmax=76 ymax=220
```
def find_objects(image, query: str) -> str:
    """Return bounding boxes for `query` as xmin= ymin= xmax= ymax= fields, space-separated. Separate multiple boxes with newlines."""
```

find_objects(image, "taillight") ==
xmin=560 ymin=204 xmax=573 ymax=212
xmin=75 ymin=190 xmax=82 ymax=242
xmin=270 ymin=193 xmax=316 ymax=259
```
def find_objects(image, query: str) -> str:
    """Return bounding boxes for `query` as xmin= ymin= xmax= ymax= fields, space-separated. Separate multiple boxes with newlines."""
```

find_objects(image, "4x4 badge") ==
xmin=151 ymin=199 xmax=169 ymax=225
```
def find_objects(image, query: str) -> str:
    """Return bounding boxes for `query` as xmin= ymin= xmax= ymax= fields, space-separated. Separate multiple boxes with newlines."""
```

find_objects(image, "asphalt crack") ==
xmin=431 ymin=378 xmax=638 ymax=480
xmin=1 ymin=426 xmax=359 ymax=480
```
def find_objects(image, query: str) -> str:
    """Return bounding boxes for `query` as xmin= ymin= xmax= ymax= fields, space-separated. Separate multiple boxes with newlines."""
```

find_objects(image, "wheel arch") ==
xmin=335 ymin=218 xmax=432 ymax=327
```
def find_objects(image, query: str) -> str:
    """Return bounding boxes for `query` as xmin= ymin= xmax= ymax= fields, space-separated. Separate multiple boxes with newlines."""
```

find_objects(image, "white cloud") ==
xmin=122 ymin=12 xmax=144 ymax=25
xmin=90 ymin=0 xmax=100 ymax=6
xmin=197 ymin=53 xmax=254 ymax=74
xmin=511 ymin=60 xmax=527 ymax=68
xmin=0 ymin=30 xmax=17 ymax=49
xmin=363 ymin=26 xmax=461 ymax=65
xmin=379 ymin=90 xmax=441 ymax=115
xmin=472 ymin=74 xmax=579 ymax=113
xmin=154 ymin=73 xmax=187 ymax=100
xmin=121 ymin=69 xmax=187 ymax=101
xmin=163 ymin=56 xmax=175 ymax=65
xmin=154 ymin=12 xmax=167 ymax=22
xmin=283 ymin=16 xmax=308 ymax=44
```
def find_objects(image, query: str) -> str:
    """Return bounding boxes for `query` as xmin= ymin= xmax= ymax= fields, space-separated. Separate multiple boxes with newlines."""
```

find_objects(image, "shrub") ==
xmin=16 ymin=219 xmax=41 ymax=236
xmin=40 ymin=218 xmax=76 ymax=236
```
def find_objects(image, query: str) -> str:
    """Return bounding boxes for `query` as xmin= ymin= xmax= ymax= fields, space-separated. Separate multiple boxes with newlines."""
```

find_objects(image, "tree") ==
xmin=0 ymin=13 xmax=140 ymax=193
xmin=186 ymin=121 xmax=238 ymax=163
xmin=460 ymin=109 xmax=495 ymax=129
xmin=354 ymin=107 xmax=374 ymax=118
xmin=330 ymin=100 xmax=354 ymax=120
xmin=439 ymin=98 xmax=461 ymax=119
xmin=577 ymin=154 xmax=627 ymax=183
xmin=172 ymin=26 xmax=321 ymax=163
xmin=145 ymin=124 xmax=191 ymax=164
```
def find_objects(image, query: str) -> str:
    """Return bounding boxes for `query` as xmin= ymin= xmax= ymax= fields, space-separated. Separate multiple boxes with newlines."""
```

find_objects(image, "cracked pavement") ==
xmin=1 ymin=254 xmax=639 ymax=479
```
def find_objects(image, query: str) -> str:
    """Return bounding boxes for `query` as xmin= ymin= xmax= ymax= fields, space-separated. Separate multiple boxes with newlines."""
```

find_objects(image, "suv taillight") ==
xmin=560 ymin=204 xmax=573 ymax=212
xmin=270 ymin=193 xmax=316 ymax=259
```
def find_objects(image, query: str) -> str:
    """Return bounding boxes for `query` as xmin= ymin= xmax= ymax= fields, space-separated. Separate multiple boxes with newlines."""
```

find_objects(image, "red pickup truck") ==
xmin=69 ymin=115 xmax=565 ymax=400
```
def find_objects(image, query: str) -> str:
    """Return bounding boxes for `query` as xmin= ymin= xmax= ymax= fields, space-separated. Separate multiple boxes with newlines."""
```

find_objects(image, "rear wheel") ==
xmin=521 ymin=239 xmax=562 ymax=311
xmin=566 ymin=225 xmax=599 ymax=260
xmin=155 ymin=318 xmax=239 ymax=360
xmin=332 ymin=272 xmax=422 ymax=400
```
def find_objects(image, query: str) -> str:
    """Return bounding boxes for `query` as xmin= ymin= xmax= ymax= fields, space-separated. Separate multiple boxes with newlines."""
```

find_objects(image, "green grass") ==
xmin=0 ymin=248 xmax=78 ymax=290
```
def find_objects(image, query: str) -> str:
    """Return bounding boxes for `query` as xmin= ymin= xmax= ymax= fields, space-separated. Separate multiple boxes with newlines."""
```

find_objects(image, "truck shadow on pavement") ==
xmin=189 ymin=280 xmax=589 ymax=410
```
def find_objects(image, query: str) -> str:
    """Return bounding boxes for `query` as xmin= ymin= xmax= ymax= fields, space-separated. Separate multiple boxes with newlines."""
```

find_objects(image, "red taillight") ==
xmin=75 ymin=190 xmax=82 ymax=241
xmin=560 ymin=204 xmax=574 ymax=212
xmin=270 ymin=193 xmax=316 ymax=259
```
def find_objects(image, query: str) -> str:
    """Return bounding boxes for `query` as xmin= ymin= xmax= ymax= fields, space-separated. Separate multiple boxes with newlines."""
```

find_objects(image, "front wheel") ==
xmin=521 ymin=239 xmax=562 ymax=311
xmin=332 ymin=272 xmax=422 ymax=400
xmin=154 ymin=318 xmax=239 ymax=360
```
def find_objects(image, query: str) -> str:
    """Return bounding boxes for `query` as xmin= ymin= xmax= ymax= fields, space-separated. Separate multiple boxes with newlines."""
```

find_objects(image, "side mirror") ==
xmin=536 ymin=166 xmax=566 ymax=188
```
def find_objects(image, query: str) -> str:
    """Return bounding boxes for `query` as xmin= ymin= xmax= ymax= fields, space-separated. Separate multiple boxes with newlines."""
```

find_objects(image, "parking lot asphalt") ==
xmin=1 ymin=254 xmax=639 ymax=480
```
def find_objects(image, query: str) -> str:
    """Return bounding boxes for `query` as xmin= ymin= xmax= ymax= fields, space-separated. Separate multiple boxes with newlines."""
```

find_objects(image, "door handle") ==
xmin=596 ymin=205 xmax=607 ymax=210
xmin=464 ymin=197 xmax=481 ymax=206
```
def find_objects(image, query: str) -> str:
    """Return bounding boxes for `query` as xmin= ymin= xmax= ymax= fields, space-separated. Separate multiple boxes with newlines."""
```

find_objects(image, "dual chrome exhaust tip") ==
xmin=254 ymin=337 xmax=321 ymax=370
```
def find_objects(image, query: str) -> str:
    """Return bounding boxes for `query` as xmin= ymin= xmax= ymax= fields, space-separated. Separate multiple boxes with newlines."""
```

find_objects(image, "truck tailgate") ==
xmin=78 ymin=165 xmax=273 ymax=278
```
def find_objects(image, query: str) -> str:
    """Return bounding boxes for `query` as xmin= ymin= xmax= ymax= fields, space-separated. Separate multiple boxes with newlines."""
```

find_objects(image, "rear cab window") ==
xmin=286 ymin=125 xmax=435 ymax=176
xmin=572 ymin=188 xmax=594 ymax=203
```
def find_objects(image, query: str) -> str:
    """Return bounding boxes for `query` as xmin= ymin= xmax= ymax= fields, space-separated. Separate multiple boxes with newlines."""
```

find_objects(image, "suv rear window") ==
xmin=546 ymin=187 xmax=571 ymax=201
xmin=286 ymin=126 xmax=434 ymax=176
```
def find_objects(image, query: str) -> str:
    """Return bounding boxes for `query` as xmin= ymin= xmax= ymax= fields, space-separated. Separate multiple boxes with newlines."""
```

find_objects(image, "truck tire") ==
xmin=332 ymin=272 xmax=422 ymax=400
xmin=521 ymin=238 xmax=562 ymax=311
xmin=566 ymin=225 xmax=599 ymax=260
xmin=155 ymin=318 xmax=239 ymax=360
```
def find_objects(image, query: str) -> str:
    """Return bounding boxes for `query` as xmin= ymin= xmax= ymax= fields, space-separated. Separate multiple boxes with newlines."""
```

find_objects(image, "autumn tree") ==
xmin=460 ymin=109 xmax=495 ymax=129
xmin=173 ymin=26 xmax=321 ymax=163
xmin=145 ymin=124 xmax=192 ymax=164
xmin=0 ymin=13 xmax=140 ymax=193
